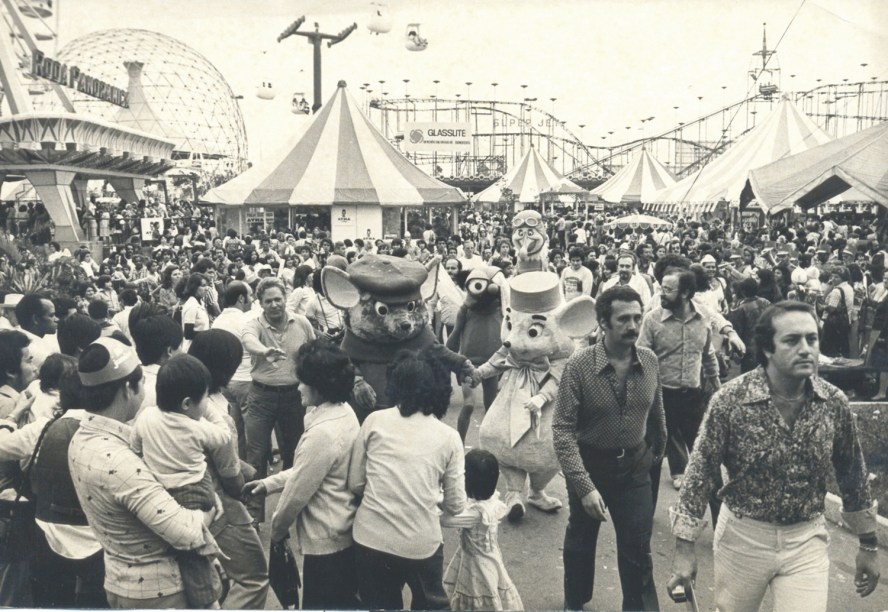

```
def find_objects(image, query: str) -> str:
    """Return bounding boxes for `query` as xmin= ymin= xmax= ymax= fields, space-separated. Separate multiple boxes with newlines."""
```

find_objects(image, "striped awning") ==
xmin=474 ymin=147 xmax=585 ymax=204
xmin=203 ymin=82 xmax=465 ymax=207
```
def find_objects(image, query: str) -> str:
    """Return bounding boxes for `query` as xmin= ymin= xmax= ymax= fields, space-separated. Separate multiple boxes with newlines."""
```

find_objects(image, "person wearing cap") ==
xmin=68 ymin=338 xmax=215 ymax=608
xmin=240 ymin=277 xmax=316 ymax=525
xmin=697 ymin=254 xmax=728 ymax=314
xmin=0 ymin=294 xmax=22 ymax=330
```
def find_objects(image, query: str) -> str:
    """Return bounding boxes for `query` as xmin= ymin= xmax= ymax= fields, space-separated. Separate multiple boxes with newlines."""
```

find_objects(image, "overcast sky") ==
xmin=58 ymin=0 xmax=888 ymax=163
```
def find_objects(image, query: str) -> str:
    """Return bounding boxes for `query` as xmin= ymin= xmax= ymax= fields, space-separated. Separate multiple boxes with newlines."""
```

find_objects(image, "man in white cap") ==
xmin=0 ymin=294 xmax=22 ymax=330
xmin=698 ymin=254 xmax=728 ymax=314
xmin=69 ymin=338 xmax=216 ymax=608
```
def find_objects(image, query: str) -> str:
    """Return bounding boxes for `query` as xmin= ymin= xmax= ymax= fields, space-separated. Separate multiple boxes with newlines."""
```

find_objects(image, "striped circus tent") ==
xmin=203 ymin=81 xmax=465 ymax=207
xmin=474 ymin=146 xmax=584 ymax=206
xmin=648 ymin=97 xmax=832 ymax=210
xmin=592 ymin=147 xmax=675 ymax=204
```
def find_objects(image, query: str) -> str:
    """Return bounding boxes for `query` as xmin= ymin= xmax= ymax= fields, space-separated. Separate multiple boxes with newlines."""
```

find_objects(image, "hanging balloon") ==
xmin=256 ymin=81 xmax=277 ymax=100
xmin=404 ymin=23 xmax=428 ymax=51
xmin=367 ymin=1 xmax=392 ymax=34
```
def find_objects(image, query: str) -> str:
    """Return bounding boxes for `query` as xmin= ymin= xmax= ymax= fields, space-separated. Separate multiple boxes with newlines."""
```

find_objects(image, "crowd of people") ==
xmin=0 ymin=200 xmax=883 ymax=610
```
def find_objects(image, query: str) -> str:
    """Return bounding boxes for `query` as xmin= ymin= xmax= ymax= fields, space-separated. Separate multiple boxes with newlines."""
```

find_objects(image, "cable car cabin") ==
xmin=292 ymin=93 xmax=310 ymax=114
xmin=17 ymin=0 xmax=52 ymax=18
xmin=367 ymin=1 xmax=392 ymax=34
xmin=34 ymin=31 xmax=54 ymax=41
xmin=256 ymin=81 xmax=277 ymax=100
xmin=405 ymin=23 xmax=428 ymax=51
xmin=759 ymin=83 xmax=778 ymax=99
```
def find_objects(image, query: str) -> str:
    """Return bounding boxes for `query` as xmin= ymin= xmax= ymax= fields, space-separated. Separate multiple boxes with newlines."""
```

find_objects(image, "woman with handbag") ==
xmin=821 ymin=266 xmax=854 ymax=358
xmin=304 ymin=272 xmax=344 ymax=345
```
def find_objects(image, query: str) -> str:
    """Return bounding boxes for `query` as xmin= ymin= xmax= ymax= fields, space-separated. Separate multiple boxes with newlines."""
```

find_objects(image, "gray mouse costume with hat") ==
xmin=322 ymin=254 xmax=472 ymax=423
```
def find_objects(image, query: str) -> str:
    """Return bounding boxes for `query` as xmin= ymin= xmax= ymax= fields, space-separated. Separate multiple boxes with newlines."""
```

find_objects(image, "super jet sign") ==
xmin=31 ymin=50 xmax=129 ymax=108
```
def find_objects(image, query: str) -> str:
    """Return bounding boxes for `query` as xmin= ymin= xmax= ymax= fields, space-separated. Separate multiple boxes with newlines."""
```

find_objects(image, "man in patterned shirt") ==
xmin=69 ymin=338 xmax=216 ymax=608
xmin=667 ymin=301 xmax=880 ymax=610
xmin=554 ymin=285 xmax=666 ymax=611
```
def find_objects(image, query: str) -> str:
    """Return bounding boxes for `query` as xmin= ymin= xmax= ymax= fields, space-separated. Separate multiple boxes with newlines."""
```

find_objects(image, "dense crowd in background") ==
xmin=0 ymin=199 xmax=885 ymax=609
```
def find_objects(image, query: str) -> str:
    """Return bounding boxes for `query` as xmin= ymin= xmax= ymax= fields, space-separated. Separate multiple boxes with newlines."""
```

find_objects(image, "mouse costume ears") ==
xmin=322 ymin=254 xmax=438 ymax=308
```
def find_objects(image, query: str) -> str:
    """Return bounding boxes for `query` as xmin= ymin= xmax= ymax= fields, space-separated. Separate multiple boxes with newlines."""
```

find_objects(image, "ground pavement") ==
xmin=257 ymin=381 xmax=888 ymax=611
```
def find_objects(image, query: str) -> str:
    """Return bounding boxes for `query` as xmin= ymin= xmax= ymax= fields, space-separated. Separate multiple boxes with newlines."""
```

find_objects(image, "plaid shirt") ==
xmin=637 ymin=302 xmax=718 ymax=390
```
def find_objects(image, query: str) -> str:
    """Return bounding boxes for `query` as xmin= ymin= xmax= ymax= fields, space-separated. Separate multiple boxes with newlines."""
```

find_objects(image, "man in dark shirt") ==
xmin=553 ymin=286 xmax=666 ymax=611
xmin=668 ymin=301 xmax=880 ymax=609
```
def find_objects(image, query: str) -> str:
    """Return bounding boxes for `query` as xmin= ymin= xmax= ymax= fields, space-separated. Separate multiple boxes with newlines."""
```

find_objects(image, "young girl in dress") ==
xmin=443 ymin=449 xmax=523 ymax=611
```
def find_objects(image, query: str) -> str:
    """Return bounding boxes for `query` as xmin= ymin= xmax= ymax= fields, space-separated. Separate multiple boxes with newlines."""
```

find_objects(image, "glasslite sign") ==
xmin=403 ymin=122 xmax=472 ymax=153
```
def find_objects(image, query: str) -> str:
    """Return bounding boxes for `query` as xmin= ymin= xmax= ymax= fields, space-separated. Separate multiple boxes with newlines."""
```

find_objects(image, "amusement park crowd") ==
xmin=0 ymin=198 xmax=883 ymax=610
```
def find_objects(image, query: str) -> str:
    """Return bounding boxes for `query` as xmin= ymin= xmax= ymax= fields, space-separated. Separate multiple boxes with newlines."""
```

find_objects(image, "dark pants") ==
xmin=355 ymin=543 xmax=448 ymax=611
xmin=303 ymin=546 xmax=360 ymax=610
xmin=30 ymin=526 xmax=108 ymax=608
xmin=221 ymin=380 xmax=252 ymax=460
xmin=650 ymin=387 xmax=721 ymax=523
xmin=563 ymin=443 xmax=659 ymax=611
xmin=244 ymin=383 xmax=304 ymax=521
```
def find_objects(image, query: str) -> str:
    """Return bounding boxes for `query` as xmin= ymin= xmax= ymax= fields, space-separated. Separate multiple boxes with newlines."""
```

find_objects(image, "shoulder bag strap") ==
xmin=14 ymin=415 xmax=60 ymax=504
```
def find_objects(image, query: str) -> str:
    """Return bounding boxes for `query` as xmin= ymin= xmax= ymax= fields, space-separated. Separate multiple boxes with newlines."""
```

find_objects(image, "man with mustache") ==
xmin=553 ymin=286 xmax=666 ymax=611
xmin=668 ymin=301 xmax=880 ymax=609
xmin=637 ymin=269 xmax=720 ymax=517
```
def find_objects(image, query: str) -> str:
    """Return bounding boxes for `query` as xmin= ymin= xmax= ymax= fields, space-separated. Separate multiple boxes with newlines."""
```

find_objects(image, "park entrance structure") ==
xmin=202 ymin=81 xmax=465 ymax=241
xmin=0 ymin=0 xmax=176 ymax=248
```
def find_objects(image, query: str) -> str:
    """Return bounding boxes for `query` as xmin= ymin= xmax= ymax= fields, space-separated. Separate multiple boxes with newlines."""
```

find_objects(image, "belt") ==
xmin=252 ymin=380 xmax=299 ymax=393
xmin=580 ymin=441 xmax=645 ymax=460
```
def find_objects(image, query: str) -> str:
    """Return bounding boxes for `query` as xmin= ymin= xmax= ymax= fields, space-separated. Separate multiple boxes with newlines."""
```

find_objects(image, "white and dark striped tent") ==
xmin=203 ymin=81 xmax=465 ymax=207
xmin=592 ymin=147 xmax=675 ymax=204
xmin=473 ymin=146 xmax=585 ymax=208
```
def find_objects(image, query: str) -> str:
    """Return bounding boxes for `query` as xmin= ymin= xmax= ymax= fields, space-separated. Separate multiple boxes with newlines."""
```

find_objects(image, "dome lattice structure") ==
xmin=43 ymin=28 xmax=247 ymax=168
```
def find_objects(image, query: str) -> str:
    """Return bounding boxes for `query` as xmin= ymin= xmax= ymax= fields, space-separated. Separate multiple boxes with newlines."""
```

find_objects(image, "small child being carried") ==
xmin=131 ymin=354 xmax=230 ymax=609
xmin=443 ymin=449 xmax=523 ymax=611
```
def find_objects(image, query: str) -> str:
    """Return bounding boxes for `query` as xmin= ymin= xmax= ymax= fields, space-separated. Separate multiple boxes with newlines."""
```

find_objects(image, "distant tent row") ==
xmin=473 ymin=147 xmax=586 ymax=208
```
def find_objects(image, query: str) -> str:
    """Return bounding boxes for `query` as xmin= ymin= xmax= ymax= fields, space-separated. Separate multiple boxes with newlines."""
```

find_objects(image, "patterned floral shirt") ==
xmin=553 ymin=343 xmax=666 ymax=498
xmin=671 ymin=367 xmax=876 ymax=541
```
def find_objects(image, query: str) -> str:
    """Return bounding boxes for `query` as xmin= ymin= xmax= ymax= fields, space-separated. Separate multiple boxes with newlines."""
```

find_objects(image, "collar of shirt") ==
xmin=79 ymin=413 xmax=132 ymax=444
xmin=304 ymin=401 xmax=353 ymax=430
xmin=589 ymin=341 xmax=644 ymax=376
xmin=259 ymin=311 xmax=296 ymax=330
xmin=735 ymin=367 xmax=830 ymax=405
xmin=659 ymin=300 xmax=703 ymax=323
xmin=0 ymin=384 xmax=19 ymax=403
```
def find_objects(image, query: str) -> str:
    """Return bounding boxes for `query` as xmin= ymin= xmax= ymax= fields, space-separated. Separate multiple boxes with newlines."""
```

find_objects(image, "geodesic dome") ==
xmin=42 ymin=28 xmax=247 ymax=166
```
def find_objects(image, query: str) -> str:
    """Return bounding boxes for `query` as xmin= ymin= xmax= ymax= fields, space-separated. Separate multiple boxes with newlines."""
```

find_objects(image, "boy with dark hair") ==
xmin=131 ymin=354 xmax=230 ymax=608
xmin=130 ymin=314 xmax=184 ymax=413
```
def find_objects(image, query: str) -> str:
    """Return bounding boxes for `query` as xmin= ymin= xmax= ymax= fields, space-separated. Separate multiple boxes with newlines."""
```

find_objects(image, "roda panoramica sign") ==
xmin=31 ymin=49 xmax=129 ymax=108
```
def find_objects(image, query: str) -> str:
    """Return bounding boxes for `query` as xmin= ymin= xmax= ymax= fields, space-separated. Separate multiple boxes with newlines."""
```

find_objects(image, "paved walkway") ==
xmin=259 ymin=381 xmax=888 ymax=610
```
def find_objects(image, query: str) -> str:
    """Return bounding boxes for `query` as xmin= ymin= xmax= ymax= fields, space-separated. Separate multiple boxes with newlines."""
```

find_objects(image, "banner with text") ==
xmin=404 ymin=122 xmax=472 ymax=153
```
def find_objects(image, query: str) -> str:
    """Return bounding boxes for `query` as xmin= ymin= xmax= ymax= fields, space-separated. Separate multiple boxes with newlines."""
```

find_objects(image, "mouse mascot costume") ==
xmin=474 ymin=271 xmax=596 ymax=521
xmin=445 ymin=266 xmax=506 ymax=441
xmin=321 ymin=254 xmax=473 ymax=422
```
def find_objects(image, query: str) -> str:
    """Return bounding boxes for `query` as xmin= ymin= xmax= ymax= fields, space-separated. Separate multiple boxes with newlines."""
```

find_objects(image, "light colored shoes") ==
xmin=672 ymin=475 xmax=683 ymax=490
xmin=527 ymin=490 xmax=563 ymax=513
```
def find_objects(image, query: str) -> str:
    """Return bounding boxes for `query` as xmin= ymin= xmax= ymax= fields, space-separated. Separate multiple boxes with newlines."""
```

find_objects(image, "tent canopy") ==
xmin=203 ymin=81 xmax=465 ymax=208
xmin=744 ymin=121 xmax=888 ymax=215
xmin=474 ymin=147 xmax=585 ymax=204
xmin=649 ymin=98 xmax=832 ymax=207
xmin=592 ymin=148 xmax=675 ymax=203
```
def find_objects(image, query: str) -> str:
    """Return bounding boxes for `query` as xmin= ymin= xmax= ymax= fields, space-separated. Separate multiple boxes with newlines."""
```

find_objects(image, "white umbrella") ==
xmin=603 ymin=214 xmax=673 ymax=231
